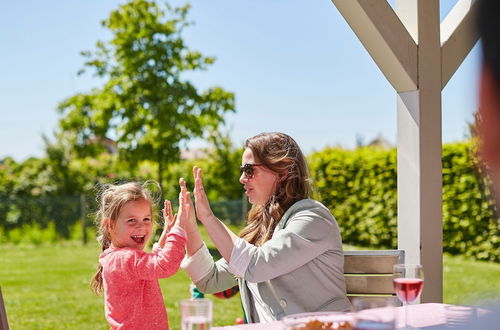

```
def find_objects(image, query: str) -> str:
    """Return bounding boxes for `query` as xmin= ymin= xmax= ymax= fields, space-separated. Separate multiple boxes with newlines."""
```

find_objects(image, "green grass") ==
xmin=1 ymin=230 xmax=499 ymax=329
xmin=443 ymin=253 xmax=500 ymax=305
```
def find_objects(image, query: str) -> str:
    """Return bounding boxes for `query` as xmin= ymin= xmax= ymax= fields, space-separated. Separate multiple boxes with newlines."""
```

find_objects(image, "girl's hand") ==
xmin=193 ymin=166 xmax=215 ymax=224
xmin=158 ymin=200 xmax=175 ymax=248
xmin=179 ymin=178 xmax=198 ymax=233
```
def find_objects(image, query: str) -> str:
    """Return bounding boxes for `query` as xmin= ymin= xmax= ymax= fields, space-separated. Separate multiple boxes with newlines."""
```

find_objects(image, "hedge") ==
xmin=309 ymin=141 xmax=499 ymax=262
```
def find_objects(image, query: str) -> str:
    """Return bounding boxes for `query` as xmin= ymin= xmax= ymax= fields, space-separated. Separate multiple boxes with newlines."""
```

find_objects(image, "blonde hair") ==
xmin=90 ymin=181 xmax=158 ymax=294
xmin=239 ymin=132 xmax=312 ymax=246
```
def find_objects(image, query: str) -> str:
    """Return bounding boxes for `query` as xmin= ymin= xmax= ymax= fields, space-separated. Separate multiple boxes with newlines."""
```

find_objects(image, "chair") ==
xmin=0 ymin=286 xmax=9 ymax=330
xmin=344 ymin=250 xmax=404 ymax=305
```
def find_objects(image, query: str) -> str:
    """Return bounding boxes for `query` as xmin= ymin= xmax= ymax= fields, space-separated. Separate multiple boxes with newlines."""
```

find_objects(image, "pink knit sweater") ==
xmin=99 ymin=227 xmax=186 ymax=330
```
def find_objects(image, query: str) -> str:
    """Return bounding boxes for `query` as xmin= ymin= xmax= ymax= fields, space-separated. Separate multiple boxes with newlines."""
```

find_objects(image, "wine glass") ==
xmin=393 ymin=264 xmax=424 ymax=329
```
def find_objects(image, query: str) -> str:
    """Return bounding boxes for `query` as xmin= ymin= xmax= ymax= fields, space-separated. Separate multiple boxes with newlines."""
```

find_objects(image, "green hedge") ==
xmin=309 ymin=141 xmax=499 ymax=262
xmin=2 ymin=141 xmax=498 ymax=261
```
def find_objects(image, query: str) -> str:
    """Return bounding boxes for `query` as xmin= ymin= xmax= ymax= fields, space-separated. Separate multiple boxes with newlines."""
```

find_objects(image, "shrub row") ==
xmin=1 ymin=141 xmax=497 ymax=261
xmin=308 ymin=141 xmax=499 ymax=262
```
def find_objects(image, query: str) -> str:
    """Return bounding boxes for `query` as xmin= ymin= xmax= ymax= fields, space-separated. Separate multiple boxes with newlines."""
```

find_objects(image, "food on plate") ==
xmin=291 ymin=319 xmax=353 ymax=330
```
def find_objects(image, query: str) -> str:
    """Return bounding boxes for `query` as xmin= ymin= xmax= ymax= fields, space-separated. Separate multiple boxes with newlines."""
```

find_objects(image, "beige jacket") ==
xmin=184 ymin=199 xmax=351 ymax=322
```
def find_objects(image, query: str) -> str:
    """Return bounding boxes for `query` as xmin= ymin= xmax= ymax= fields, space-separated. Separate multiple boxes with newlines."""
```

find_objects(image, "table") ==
xmin=212 ymin=303 xmax=488 ymax=329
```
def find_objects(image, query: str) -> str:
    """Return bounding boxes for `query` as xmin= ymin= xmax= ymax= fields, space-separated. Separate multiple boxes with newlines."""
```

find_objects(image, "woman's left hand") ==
xmin=193 ymin=166 xmax=216 ymax=224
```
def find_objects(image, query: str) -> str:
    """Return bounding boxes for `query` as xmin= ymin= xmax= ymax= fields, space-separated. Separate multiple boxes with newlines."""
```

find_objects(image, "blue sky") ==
xmin=0 ymin=0 xmax=479 ymax=160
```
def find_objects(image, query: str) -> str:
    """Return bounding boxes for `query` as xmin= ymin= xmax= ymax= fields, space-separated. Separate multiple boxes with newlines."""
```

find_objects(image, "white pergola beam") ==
xmin=441 ymin=0 xmax=480 ymax=89
xmin=331 ymin=0 xmax=478 ymax=304
xmin=331 ymin=0 xmax=417 ymax=92
xmin=396 ymin=0 xmax=443 ymax=303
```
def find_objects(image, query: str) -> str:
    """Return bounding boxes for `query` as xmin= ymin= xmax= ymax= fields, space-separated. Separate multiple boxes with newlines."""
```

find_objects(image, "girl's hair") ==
xmin=239 ymin=132 xmax=312 ymax=246
xmin=90 ymin=181 xmax=158 ymax=294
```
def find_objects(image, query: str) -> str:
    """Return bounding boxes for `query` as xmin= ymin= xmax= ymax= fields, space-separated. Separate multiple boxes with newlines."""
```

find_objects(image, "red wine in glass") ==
xmin=393 ymin=278 xmax=424 ymax=303
xmin=393 ymin=264 xmax=424 ymax=329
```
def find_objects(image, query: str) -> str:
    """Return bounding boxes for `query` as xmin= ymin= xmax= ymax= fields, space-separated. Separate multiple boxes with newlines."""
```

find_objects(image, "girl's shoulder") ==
xmin=100 ymin=247 xmax=147 ymax=261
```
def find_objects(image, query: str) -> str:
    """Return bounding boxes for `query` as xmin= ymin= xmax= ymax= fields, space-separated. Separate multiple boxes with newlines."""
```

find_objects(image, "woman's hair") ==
xmin=478 ymin=0 xmax=500 ymax=86
xmin=90 ymin=181 xmax=158 ymax=294
xmin=239 ymin=132 xmax=312 ymax=246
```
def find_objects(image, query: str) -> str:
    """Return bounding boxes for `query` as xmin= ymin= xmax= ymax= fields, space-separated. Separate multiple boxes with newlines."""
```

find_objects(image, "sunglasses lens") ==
xmin=240 ymin=164 xmax=254 ymax=178
xmin=244 ymin=165 xmax=253 ymax=177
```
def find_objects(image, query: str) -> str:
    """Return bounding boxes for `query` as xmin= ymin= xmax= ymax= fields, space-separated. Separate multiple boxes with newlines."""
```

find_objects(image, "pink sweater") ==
xmin=99 ymin=227 xmax=186 ymax=330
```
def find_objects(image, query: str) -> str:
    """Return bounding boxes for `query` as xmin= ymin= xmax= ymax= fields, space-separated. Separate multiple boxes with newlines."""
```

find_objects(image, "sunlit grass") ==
xmin=1 ymin=227 xmax=499 ymax=329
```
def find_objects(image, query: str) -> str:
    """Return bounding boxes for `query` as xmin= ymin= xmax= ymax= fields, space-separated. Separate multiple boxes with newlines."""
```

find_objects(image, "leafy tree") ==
xmin=57 ymin=0 xmax=235 ymax=191
xmin=162 ymin=131 xmax=244 ymax=201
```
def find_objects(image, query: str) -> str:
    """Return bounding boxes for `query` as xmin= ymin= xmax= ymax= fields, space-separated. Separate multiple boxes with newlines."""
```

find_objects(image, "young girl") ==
xmin=91 ymin=181 xmax=191 ymax=329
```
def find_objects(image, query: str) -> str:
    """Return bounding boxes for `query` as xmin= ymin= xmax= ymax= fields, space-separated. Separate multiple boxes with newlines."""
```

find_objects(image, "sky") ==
xmin=0 ymin=0 xmax=480 ymax=161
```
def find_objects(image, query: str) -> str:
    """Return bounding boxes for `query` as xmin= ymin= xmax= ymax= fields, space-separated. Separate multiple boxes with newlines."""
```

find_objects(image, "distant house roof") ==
xmin=366 ymin=134 xmax=393 ymax=149
xmin=180 ymin=148 xmax=208 ymax=160
xmin=85 ymin=136 xmax=118 ymax=154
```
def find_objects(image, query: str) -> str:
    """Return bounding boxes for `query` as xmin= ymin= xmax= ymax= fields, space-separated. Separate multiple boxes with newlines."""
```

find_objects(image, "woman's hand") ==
xmin=179 ymin=177 xmax=198 ymax=233
xmin=158 ymin=200 xmax=176 ymax=248
xmin=192 ymin=167 xmax=239 ymax=261
xmin=192 ymin=166 xmax=215 ymax=224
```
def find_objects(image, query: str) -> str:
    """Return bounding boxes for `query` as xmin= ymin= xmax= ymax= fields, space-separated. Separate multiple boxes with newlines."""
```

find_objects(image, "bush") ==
xmin=1 ymin=141 xmax=498 ymax=261
xmin=309 ymin=141 xmax=499 ymax=262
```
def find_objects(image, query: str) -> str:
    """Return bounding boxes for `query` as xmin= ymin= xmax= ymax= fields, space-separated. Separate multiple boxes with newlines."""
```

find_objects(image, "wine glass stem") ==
xmin=405 ymin=301 xmax=409 ymax=328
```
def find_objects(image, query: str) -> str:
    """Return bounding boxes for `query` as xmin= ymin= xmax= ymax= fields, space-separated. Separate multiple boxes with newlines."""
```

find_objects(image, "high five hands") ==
xmin=158 ymin=177 xmax=195 ymax=247
xmin=159 ymin=166 xmax=214 ymax=248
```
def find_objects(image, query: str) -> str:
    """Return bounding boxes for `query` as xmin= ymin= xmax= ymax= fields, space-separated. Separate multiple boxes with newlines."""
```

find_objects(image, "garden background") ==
xmin=1 ymin=1 xmax=499 ymax=329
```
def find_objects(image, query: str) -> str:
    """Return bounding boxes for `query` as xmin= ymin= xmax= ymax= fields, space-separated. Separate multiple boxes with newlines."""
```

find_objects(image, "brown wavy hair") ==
xmin=90 ymin=181 xmax=157 ymax=294
xmin=239 ymin=132 xmax=312 ymax=246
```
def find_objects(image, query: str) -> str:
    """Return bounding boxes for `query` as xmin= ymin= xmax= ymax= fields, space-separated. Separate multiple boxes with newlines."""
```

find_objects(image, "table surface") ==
xmin=212 ymin=303 xmax=485 ymax=329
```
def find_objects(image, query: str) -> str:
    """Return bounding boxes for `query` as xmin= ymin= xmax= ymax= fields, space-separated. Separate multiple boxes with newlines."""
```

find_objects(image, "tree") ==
xmin=57 ymin=0 xmax=235 ymax=191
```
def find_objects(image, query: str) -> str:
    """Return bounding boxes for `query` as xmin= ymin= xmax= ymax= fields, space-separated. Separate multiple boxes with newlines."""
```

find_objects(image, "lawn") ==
xmin=1 ymin=230 xmax=499 ymax=329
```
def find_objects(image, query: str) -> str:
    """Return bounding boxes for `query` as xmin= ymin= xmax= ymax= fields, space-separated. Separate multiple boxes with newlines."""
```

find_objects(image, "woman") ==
xmin=181 ymin=132 xmax=351 ymax=323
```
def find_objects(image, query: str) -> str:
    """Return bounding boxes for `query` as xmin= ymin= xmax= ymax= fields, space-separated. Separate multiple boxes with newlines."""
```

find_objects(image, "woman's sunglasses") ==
xmin=239 ymin=163 xmax=263 ymax=179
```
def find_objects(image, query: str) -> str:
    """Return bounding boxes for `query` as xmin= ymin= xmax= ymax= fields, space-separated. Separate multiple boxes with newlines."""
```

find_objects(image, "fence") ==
xmin=0 ymin=195 xmax=249 ymax=244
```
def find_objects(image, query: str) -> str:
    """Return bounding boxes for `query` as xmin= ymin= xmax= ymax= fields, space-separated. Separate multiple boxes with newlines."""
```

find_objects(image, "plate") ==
xmin=282 ymin=311 xmax=354 ymax=329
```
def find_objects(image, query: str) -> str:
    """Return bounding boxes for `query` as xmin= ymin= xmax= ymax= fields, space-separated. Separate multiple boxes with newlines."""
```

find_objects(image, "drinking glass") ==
xmin=393 ymin=264 xmax=424 ymax=330
xmin=180 ymin=298 xmax=212 ymax=330
xmin=352 ymin=297 xmax=396 ymax=330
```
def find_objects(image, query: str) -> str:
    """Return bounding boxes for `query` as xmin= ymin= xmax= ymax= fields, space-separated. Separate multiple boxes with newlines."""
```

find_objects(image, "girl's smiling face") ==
xmin=108 ymin=199 xmax=153 ymax=250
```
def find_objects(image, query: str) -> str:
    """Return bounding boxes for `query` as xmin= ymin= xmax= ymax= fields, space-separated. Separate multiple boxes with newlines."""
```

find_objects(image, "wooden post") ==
xmin=331 ymin=0 xmax=479 ymax=302
xmin=0 ymin=286 xmax=9 ymax=330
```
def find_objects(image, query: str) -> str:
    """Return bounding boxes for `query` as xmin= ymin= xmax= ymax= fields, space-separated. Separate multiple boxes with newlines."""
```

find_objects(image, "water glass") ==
xmin=352 ymin=297 xmax=396 ymax=330
xmin=181 ymin=298 xmax=212 ymax=330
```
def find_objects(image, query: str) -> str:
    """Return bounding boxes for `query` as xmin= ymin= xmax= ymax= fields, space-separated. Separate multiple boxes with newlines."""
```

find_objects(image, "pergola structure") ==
xmin=330 ymin=0 xmax=478 ymax=302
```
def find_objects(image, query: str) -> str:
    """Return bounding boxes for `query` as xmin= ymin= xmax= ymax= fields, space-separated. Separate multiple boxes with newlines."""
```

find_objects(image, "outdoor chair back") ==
xmin=344 ymin=250 xmax=405 ymax=306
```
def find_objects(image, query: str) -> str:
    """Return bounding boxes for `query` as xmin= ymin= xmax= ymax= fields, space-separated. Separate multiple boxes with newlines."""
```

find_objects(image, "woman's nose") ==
xmin=239 ymin=172 xmax=248 ymax=184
